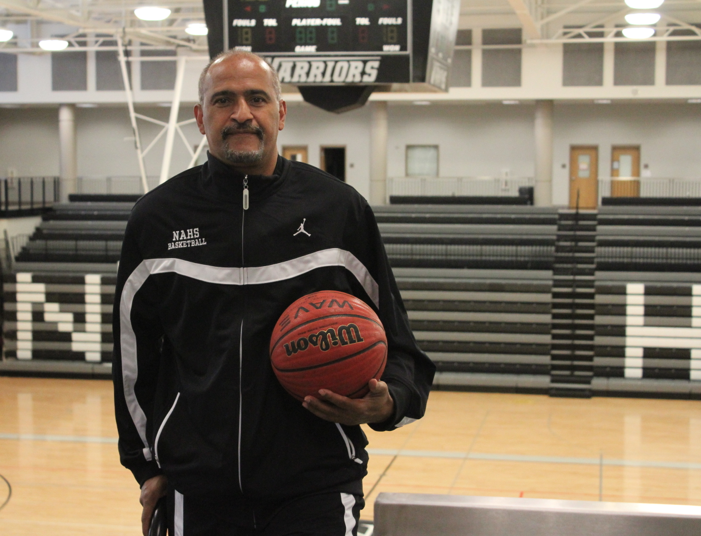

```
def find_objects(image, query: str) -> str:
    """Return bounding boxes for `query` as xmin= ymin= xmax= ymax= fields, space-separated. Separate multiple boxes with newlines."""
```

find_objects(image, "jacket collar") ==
xmin=202 ymin=152 xmax=287 ymax=200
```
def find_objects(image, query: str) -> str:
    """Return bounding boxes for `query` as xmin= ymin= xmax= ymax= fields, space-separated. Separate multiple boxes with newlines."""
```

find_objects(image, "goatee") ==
xmin=221 ymin=124 xmax=265 ymax=165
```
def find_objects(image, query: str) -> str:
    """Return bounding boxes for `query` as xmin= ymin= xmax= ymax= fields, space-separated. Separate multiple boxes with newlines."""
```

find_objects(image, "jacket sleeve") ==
xmin=112 ymin=215 xmax=165 ymax=487
xmin=358 ymin=204 xmax=436 ymax=432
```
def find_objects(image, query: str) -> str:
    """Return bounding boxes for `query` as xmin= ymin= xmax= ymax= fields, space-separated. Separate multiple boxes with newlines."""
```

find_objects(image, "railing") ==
xmin=387 ymin=176 xmax=535 ymax=202
xmin=77 ymin=175 xmax=159 ymax=195
xmin=0 ymin=177 xmax=60 ymax=216
xmin=598 ymin=177 xmax=701 ymax=201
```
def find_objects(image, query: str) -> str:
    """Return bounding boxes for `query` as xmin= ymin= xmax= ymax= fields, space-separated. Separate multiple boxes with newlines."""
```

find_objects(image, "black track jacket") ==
xmin=112 ymin=153 xmax=435 ymax=509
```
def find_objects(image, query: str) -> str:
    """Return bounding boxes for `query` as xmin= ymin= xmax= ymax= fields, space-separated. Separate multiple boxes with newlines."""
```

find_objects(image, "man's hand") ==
xmin=140 ymin=474 xmax=168 ymax=536
xmin=302 ymin=378 xmax=394 ymax=426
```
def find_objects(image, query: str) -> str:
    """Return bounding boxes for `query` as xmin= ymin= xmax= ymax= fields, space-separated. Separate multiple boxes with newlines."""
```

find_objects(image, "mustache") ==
xmin=222 ymin=123 xmax=263 ymax=140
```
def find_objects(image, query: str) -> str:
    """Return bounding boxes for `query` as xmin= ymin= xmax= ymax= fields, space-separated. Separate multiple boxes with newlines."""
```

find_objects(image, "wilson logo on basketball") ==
xmin=283 ymin=324 xmax=364 ymax=357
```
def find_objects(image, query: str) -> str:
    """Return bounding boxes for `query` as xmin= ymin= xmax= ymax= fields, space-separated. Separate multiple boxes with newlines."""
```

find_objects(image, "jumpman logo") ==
xmin=293 ymin=218 xmax=311 ymax=237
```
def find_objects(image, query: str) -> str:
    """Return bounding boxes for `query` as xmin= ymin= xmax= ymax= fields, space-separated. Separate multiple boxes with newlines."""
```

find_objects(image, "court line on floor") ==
xmin=367 ymin=449 xmax=701 ymax=470
xmin=2 ymin=434 xmax=699 ymax=471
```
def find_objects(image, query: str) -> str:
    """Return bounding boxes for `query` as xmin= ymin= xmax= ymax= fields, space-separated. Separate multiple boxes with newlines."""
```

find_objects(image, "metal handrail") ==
xmin=0 ymin=176 xmax=60 ymax=215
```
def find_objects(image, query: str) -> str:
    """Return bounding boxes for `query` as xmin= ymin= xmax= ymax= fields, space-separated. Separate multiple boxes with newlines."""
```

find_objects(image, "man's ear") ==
xmin=278 ymin=99 xmax=287 ymax=131
xmin=194 ymin=104 xmax=206 ymax=135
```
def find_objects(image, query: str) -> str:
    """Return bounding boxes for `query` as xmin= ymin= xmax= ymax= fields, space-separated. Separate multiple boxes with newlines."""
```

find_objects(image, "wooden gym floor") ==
xmin=1 ymin=377 xmax=701 ymax=535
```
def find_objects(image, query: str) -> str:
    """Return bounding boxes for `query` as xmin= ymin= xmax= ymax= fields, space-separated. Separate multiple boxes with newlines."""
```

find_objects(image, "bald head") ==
xmin=198 ymin=50 xmax=281 ymax=105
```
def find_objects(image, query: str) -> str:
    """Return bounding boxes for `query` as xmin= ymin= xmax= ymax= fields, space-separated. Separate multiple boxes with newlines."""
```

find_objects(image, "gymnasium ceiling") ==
xmin=0 ymin=0 xmax=699 ymax=52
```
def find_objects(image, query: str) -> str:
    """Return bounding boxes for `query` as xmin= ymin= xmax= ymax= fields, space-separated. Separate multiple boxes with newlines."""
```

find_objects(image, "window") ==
xmin=96 ymin=36 xmax=124 ymax=91
xmin=482 ymin=29 xmax=521 ymax=87
xmin=666 ymin=27 xmax=701 ymax=85
xmin=614 ymin=39 xmax=655 ymax=86
xmin=450 ymin=30 xmax=472 ymax=88
xmin=52 ymin=37 xmax=87 ymax=91
xmin=406 ymin=145 xmax=439 ymax=177
xmin=140 ymin=49 xmax=176 ymax=90
xmin=0 ymin=53 xmax=17 ymax=91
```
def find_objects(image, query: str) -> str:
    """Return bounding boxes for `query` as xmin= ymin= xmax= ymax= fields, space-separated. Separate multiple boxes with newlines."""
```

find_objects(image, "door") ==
xmin=611 ymin=145 xmax=640 ymax=198
xmin=569 ymin=146 xmax=598 ymax=209
xmin=283 ymin=146 xmax=308 ymax=163
xmin=320 ymin=146 xmax=346 ymax=182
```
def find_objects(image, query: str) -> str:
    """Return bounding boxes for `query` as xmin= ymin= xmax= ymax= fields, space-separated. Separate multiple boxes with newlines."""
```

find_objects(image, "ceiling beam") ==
xmin=0 ymin=0 xmax=102 ymax=28
xmin=506 ymin=0 xmax=541 ymax=40
xmin=539 ymin=0 xmax=596 ymax=27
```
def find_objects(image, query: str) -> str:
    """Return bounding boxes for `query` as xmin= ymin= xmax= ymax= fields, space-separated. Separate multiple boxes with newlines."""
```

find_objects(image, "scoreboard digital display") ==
xmin=204 ymin=0 xmax=413 ymax=85
xmin=230 ymin=0 xmax=409 ymax=56
xmin=203 ymin=0 xmax=460 ymax=109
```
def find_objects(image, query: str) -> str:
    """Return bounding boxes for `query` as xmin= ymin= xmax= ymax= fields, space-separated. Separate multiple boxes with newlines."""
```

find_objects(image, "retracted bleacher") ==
xmin=4 ymin=195 xmax=701 ymax=399
xmin=594 ymin=203 xmax=701 ymax=398
xmin=374 ymin=205 xmax=558 ymax=394
xmin=1 ymin=194 xmax=136 ymax=377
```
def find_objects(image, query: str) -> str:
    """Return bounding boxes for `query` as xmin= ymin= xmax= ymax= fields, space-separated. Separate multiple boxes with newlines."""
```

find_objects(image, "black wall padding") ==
xmin=602 ymin=197 xmax=701 ymax=206
xmin=390 ymin=196 xmax=529 ymax=205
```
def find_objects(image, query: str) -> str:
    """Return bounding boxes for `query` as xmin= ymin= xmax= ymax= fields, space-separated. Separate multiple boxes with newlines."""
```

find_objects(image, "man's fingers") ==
xmin=140 ymin=475 xmax=168 ymax=536
xmin=141 ymin=506 xmax=153 ymax=536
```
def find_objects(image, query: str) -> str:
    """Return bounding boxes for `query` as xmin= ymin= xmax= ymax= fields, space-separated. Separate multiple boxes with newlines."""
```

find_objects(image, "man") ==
xmin=112 ymin=50 xmax=435 ymax=536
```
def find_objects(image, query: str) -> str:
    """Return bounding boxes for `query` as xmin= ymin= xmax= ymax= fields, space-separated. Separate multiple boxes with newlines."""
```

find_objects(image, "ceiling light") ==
xmin=502 ymin=100 xmax=520 ymax=105
xmin=622 ymin=27 xmax=655 ymax=39
xmin=625 ymin=12 xmax=661 ymax=25
xmin=39 ymin=39 xmax=69 ymax=51
xmin=76 ymin=103 xmax=98 ymax=108
xmin=595 ymin=99 xmax=611 ymax=104
xmin=0 ymin=29 xmax=13 ymax=42
xmin=689 ymin=99 xmax=701 ymax=104
xmin=413 ymin=101 xmax=431 ymax=105
xmin=134 ymin=6 xmax=171 ymax=21
xmin=625 ymin=0 xmax=664 ymax=8
xmin=185 ymin=23 xmax=208 ymax=36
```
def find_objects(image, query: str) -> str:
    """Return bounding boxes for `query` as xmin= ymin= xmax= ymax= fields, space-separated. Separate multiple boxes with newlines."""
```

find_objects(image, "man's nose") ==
xmin=230 ymin=98 xmax=254 ymax=122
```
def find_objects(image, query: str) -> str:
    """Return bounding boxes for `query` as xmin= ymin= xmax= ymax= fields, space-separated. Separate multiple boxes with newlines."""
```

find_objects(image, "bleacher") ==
xmin=3 ymin=195 xmax=701 ymax=399
xmin=593 ymin=203 xmax=701 ymax=398
xmin=13 ymin=194 xmax=135 ymax=272
xmin=374 ymin=204 xmax=559 ymax=394
xmin=1 ymin=194 xmax=134 ymax=377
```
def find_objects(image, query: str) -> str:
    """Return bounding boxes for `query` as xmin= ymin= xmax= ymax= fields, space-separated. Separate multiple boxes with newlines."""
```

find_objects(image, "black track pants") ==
xmin=166 ymin=489 xmax=365 ymax=536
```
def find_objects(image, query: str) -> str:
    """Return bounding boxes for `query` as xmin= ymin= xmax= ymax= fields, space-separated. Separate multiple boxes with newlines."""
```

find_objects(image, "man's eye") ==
xmin=213 ymin=97 xmax=230 ymax=105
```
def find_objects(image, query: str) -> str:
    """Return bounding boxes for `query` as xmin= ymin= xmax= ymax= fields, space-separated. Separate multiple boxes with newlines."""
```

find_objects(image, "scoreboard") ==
xmin=229 ymin=0 xmax=409 ymax=56
xmin=205 ymin=0 xmax=414 ymax=85
xmin=203 ymin=0 xmax=460 ymax=110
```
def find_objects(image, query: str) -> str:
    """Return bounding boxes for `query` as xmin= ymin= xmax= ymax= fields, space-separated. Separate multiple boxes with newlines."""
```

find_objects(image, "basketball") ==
xmin=269 ymin=290 xmax=388 ymax=401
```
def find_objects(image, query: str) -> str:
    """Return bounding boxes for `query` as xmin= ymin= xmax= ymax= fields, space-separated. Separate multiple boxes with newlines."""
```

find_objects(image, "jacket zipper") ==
xmin=238 ymin=176 xmax=248 ymax=495
xmin=335 ymin=423 xmax=364 ymax=465
xmin=154 ymin=392 xmax=181 ymax=468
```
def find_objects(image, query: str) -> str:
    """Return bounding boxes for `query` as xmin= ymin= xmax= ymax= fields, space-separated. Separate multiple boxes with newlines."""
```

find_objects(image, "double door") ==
xmin=569 ymin=145 xmax=641 ymax=209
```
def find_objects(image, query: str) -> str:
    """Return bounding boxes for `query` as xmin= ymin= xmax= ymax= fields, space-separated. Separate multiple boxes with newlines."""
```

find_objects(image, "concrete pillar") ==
xmin=534 ymin=99 xmax=553 ymax=207
xmin=369 ymin=101 xmax=388 ymax=205
xmin=59 ymin=104 xmax=77 ymax=202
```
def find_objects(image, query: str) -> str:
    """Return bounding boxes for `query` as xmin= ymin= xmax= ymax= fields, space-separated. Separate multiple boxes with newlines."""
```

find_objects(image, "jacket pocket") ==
xmin=335 ymin=423 xmax=364 ymax=465
xmin=154 ymin=392 xmax=180 ymax=468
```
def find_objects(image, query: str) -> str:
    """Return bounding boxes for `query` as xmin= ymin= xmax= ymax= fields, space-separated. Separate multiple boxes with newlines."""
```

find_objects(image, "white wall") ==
xmin=387 ymin=103 xmax=536 ymax=179
xmin=278 ymin=103 xmax=372 ymax=199
xmin=2 ymin=101 xmax=700 ymax=206
xmin=552 ymin=103 xmax=701 ymax=206
xmin=0 ymin=105 xmax=204 ymax=184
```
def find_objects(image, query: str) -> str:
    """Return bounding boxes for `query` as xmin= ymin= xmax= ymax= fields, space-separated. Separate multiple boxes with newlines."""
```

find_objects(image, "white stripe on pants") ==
xmin=341 ymin=492 xmax=357 ymax=536
xmin=174 ymin=490 xmax=184 ymax=536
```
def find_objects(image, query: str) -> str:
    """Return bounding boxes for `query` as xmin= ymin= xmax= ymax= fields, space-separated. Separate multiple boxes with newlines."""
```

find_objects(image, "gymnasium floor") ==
xmin=1 ymin=377 xmax=701 ymax=535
